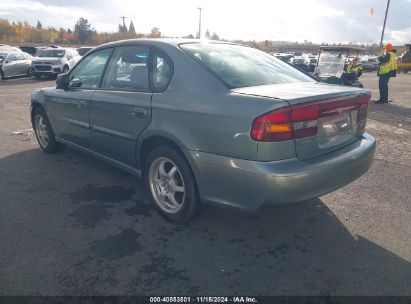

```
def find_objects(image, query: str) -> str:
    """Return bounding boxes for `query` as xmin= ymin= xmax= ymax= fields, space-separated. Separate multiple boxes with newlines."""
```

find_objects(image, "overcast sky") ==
xmin=1 ymin=0 xmax=411 ymax=44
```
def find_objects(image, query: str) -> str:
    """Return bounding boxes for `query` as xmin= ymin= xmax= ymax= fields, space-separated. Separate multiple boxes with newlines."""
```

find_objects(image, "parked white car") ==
xmin=0 ymin=52 xmax=33 ymax=80
xmin=31 ymin=48 xmax=80 ymax=78
xmin=0 ymin=44 xmax=23 ymax=53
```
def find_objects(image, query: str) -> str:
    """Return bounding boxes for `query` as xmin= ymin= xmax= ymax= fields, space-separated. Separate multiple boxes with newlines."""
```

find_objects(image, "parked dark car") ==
xmin=19 ymin=46 xmax=46 ymax=56
xmin=31 ymin=39 xmax=376 ymax=223
xmin=77 ymin=46 xmax=94 ymax=56
xmin=360 ymin=58 xmax=379 ymax=72
xmin=308 ymin=57 xmax=317 ymax=72
xmin=291 ymin=57 xmax=310 ymax=72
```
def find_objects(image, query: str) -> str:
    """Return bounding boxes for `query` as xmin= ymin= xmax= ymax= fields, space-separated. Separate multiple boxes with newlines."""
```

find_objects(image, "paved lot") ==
xmin=0 ymin=73 xmax=410 ymax=296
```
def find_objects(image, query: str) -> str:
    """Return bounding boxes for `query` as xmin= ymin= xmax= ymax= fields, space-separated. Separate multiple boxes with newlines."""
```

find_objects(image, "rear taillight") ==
xmin=250 ymin=94 xmax=370 ymax=142
xmin=356 ymin=94 xmax=370 ymax=123
xmin=250 ymin=107 xmax=292 ymax=141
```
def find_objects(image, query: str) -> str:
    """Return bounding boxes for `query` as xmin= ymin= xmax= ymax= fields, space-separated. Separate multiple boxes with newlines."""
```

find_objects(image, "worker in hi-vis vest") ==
xmin=346 ymin=58 xmax=363 ymax=77
xmin=375 ymin=43 xmax=397 ymax=104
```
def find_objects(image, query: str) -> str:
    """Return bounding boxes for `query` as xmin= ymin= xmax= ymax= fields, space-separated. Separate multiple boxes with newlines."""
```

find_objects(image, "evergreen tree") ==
xmin=74 ymin=17 xmax=93 ymax=43
xmin=205 ymin=29 xmax=211 ymax=39
xmin=129 ymin=21 xmax=136 ymax=35
xmin=211 ymin=32 xmax=220 ymax=40
xmin=118 ymin=23 xmax=128 ymax=33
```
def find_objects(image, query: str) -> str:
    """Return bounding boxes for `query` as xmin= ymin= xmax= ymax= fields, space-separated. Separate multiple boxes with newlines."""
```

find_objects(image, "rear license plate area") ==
xmin=317 ymin=110 xmax=358 ymax=149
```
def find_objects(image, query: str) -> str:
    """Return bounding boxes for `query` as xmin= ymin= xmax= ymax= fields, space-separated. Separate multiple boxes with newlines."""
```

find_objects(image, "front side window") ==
xmin=102 ymin=46 xmax=149 ymax=91
xmin=6 ymin=54 xmax=17 ymax=62
xmin=68 ymin=48 xmax=112 ymax=89
xmin=16 ymin=53 xmax=27 ymax=61
xmin=152 ymin=52 xmax=172 ymax=91
xmin=180 ymin=43 xmax=314 ymax=88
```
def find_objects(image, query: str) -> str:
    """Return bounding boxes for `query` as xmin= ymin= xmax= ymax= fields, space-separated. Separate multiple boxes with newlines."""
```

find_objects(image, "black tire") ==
xmin=62 ymin=65 xmax=69 ymax=73
xmin=32 ymin=107 xmax=65 ymax=153
xmin=0 ymin=69 xmax=4 ymax=80
xmin=34 ymin=74 xmax=41 ymax=79
xmin=27 ymin=67 xmax=32 ymax=77
xmin=144 ymin=146 xmax=203 ymax=224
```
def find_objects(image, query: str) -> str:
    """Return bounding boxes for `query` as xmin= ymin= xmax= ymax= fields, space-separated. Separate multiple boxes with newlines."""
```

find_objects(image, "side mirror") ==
xmin=56 ymin=73 xmax=69 ymax=89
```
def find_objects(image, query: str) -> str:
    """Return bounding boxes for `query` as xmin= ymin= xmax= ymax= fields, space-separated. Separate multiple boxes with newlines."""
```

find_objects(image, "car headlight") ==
xmin=54 ymin=59 xmax=62 ymax=65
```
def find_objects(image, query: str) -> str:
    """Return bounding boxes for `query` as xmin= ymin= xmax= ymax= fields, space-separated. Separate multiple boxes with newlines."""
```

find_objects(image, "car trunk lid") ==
xmin=235 ymin=82 xmax=371 ymax=160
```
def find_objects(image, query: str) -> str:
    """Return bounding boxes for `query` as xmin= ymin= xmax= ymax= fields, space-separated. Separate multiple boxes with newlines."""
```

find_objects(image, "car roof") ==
xmin=93 ymin=38 xmax=238 ymax=51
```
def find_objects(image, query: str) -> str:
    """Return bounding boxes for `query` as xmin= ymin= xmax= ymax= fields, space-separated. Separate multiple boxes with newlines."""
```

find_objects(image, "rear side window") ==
xmin=152 ymin=51 xmax=173 ymax=91
xmin=180 ymin=43 xmax=314 ymax=88
xmin=68 ymin=48 xmax=112 ymax=89
xmin=102 ymin=46 xmax=149 ymax=91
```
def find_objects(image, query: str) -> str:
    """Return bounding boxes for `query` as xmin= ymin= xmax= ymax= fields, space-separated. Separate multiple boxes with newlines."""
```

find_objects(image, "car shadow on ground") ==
xmin=0 ymin=147 xmax=410 ymax=295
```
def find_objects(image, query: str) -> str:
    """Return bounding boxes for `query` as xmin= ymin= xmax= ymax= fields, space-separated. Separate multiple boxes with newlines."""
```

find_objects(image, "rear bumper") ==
xmin=187 ymin=133 xmax=376 ymax=210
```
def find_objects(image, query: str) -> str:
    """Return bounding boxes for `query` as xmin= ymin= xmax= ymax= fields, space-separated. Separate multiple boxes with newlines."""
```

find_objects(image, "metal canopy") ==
xmin=319 ymin=46 xmax=366 ymax=52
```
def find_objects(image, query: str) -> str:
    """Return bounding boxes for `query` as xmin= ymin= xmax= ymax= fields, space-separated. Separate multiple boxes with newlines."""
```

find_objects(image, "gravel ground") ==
xmin=0 ymin=73 xmax=410 ymax=296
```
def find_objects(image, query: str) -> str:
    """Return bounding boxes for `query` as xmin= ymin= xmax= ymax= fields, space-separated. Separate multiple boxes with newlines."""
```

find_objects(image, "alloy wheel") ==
xmin=148 ymin=157 xmax=186 ymax=213
xmin=35 ymin=115 xmax=49 ymax=148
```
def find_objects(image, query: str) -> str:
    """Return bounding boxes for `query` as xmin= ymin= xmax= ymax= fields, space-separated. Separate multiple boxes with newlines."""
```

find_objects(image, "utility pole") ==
xmin=379 ymin=0 xmax=391 ymax=49
xmin=120 ymin=16 xmax=128 ymax=30
xmin=197 ymin=7 xmax=202 ymax=39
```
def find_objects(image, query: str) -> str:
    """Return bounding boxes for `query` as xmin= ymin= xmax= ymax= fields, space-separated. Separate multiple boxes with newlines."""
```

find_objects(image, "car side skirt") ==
xmin=56 ymin=137 xmax=142 ymax=178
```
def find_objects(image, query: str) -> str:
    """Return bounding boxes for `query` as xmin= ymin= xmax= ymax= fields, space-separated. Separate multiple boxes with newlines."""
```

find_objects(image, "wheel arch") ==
xmin=30 ymin=101 xmax=45 ymax=121
xmin=138 ymin=133 xmax=185 ymax=170
xmin=136 ymin=132 xmax=201 ymax=193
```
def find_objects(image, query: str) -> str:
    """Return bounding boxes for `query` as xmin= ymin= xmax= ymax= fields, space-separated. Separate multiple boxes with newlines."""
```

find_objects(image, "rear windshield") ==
xmin=180 ymin=43 xmax=314 ymax=88
xmin=38 ymin=50 xmax=65 ymax=58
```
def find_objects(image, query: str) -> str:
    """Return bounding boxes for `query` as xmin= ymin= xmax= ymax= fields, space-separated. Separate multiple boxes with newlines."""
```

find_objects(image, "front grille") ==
xmin=34 ymin=65 xmax=52 ymax=71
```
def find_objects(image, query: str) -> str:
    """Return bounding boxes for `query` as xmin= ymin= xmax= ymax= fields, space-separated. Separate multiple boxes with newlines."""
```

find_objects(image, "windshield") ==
xmin=180 ymin=43 xmax=314 ymax=88
xmin=316 ymin=51 xmax=347 ymax=78
xmin=38 ymin=50 xmax=65 ymax=58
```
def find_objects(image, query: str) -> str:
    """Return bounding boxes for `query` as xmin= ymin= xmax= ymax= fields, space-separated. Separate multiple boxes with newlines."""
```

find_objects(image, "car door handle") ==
xmin=129 ymin=107 xmax=146 ymax=118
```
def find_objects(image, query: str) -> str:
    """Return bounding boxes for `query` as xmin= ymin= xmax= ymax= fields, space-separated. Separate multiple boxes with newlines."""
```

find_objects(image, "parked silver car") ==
xmin=31 ymin=47 xmax=80 ymax=78
xmin=0 ymin=52 xmax=33 ymax=80
xmin=31 ymin=39 xmax=376 ymax=223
